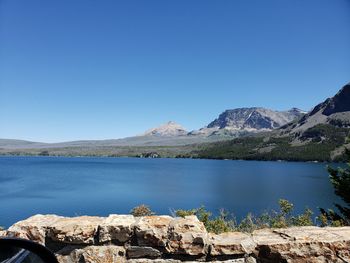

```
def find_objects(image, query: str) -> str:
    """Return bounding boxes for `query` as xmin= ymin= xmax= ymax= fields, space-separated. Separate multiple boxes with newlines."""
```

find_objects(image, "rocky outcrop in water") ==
xmin=2 ymin=214 xmax=350 ymax=262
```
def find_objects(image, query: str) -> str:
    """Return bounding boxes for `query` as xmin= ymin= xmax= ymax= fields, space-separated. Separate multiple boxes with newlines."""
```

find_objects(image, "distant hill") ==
xmin=0 ymin=139 xmax=47 ymax=149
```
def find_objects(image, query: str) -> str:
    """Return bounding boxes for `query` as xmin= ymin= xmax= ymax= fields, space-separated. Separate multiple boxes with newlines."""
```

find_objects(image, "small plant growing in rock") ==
xmin=174 ymin=208 xmax=197 ymax=217
xmin=130 ymin=204 xmax=155 ymax=217
xmin=175 ymin=206 xmax=234 ymax=234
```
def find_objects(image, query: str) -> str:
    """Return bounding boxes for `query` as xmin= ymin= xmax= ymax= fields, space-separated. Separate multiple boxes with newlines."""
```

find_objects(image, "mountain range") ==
xmin=0 ymin=107 xmax=305 ymax=149
xmin=281 ymin=84 xmax=350 ymax=134
xmin=1 ymin=83 xmax=349 ymax=161
xmin=196 ymin=83 xmax=350 ymax=161
xmin=190 ymin=107 xmax=305 ymax=137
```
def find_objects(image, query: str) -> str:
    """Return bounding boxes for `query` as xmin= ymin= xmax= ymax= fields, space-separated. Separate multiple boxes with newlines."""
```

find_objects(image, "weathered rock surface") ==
xmin=127 ymin=260 xmax=180 ymax=263
xmin=209 ymin=232 xmax=255 ymax=256
xmin=252 ymin=227 xmax=350 ymax=262
xmin=56 ymin=245 xmax=126 ymax=263
xmin=207 ymin=108 xmax=305 ymax=131
xmin=135 ymin=215 xmax=172 ymax=248
xmin=127 ymin=246 xmax=162 ymax=259
xmin=7 ymin=214 xmax=63 ymax=244
xmin=167 ymin=215 xmax=208 ymax=256
xmin=2 ymin=214 xmax=350 ymax=263
xmin=46 ymin=216 xmax=103 ymax=245
xmin=99 ymin=214 xmax=136 ymax=244
xmin=127 ymin=260 xmax=253 ymax=263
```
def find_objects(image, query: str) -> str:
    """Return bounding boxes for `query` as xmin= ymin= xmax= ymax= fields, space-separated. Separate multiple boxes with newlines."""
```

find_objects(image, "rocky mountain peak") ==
xmin=142 ymin=121 xmax=188 ymax=136
xmin=206 ymin=107 xmax=304 ymax=131
xmin=322 ymin=83 xmax=350 ymax=116
xmin=281 ymin=83 xmax=350 ymax=133
xmin=287 ymin=108 xmax=307 ymax=115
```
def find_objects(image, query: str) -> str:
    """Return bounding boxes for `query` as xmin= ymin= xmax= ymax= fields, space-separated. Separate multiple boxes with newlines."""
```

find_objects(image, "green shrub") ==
xmin=175 ymin=199 xmax=319 ymax=233
xmin=317 ymin=213 xmax=328 ymax=227
xmin=206 ymin=209 xmax=235 ymax=234
xmin=279 ymin=199 xmax=294 ymax=215
xmin=318 ymin=208 xmax=345 ymax=227
xmin=130 ymin=204 xmax=155 ymax=217
xmin=175 ymin=206 xmax=234 ymax=234
xmin=236 ymin=213 xmax=259 ymax=232
xmin=131 ymin=195 xmax=346 ymax=233
xmin=175 ymin=208 xmax=197 ymax=217
xmin=292 ymin=208 xmax=313 ymax=226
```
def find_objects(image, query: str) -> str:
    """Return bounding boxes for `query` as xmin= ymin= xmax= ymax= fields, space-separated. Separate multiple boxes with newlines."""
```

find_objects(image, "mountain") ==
xmin=190 ymin=107 xmax=305 ymax=137
xmin=3 ymin=81 xmax=348 ymax=161
xmin=195 ymin=83 xmax=350 ymax=162
xmin=142 ymin=121 xmax=188 ymax=136
xmin=208 ymin=107 xmax=305 ymax=130
xmin=281 ymin=83 xmax=350 ymax=134
xmin=0 ymin=108 xmax=305 ymax=151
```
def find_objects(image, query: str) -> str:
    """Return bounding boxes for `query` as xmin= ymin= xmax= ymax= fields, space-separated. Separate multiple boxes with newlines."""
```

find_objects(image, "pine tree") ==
xmin=320 ymin=148 xmax=350 ymax=225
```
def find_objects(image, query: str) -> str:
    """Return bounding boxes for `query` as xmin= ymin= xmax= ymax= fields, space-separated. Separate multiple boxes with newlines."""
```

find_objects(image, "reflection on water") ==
xmin=0 ymin=156 xmax=342 ymax=227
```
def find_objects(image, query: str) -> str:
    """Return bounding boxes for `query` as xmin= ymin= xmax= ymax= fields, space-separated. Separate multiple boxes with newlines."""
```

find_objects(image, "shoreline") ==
xmin=0 ymin=153 xmax=339 ymax=163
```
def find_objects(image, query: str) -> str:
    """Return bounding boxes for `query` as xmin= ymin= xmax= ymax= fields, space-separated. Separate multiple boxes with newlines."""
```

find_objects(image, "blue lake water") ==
xmin=0 ymin=156 xmax=342 ymax=227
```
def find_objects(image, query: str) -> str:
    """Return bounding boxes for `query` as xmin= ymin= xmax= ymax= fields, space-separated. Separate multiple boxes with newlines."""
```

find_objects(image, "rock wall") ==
xmin=1 ymin=214 xmax=350 ymax=263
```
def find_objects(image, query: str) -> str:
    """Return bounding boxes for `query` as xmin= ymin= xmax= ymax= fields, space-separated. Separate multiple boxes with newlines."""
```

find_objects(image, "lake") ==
xmin=0 ymin=156 xmax=342 ymax=227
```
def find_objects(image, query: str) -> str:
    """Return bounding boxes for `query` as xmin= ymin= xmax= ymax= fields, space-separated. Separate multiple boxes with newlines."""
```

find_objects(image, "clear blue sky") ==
xmin=1 ymin=0 xmax=349 ymax=142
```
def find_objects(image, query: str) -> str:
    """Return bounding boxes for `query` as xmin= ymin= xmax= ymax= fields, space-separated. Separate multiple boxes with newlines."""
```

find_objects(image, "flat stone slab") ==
xmin=135 ymin=216 xmax=173 ymax=248
xmin=127 ymin=259 xmax=253 ymax=263
xmin=209 ymin=232 xmax=255 ymax=256
xmin=99 ymin=214 xmax=136 ymax=243
xmin=252 ymin=228 xmax=290 ymax=246
xmin=47 ymin=216 xmax=104 ymax=245
xmin=273 ymin=226 xmax=346 ymax=242
xmin=127 ymin=260 xmax=181 ymax=263
xmin=56 ymin=245 xmax=126 ymax=263
xmin=324 ymin=226 xmax=350 ymax=240
xmin=167 ymin=215 xmax=209 ymax=256
xmin=8 ymin=214 xmax=64 ymax=244
xmin=253 ymin=227 xmax=350 ymax=262
xmin=127 ymin=246 xmax=162 ymax=259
